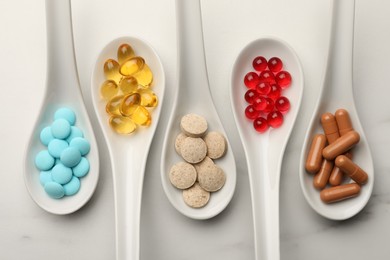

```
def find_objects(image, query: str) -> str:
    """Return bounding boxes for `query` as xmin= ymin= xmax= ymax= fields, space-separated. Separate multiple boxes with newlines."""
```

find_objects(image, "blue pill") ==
xmin=54 ymin=107 xmax=76 ymax=126
xmin=48 ymin=139 xmax=69 ymax=158
xmin=73 ymin=157 xmax=90 ymax=178
xmin=51 ymin=163 xmax=73 ymax=184
xmin=51 ymin=119 xmax=71 ymax=139
xmin=39 ymin=171 xmax=52 ymax=187
xmin=44 ymin=181 xmax=65 ymax=199
xmin=70 ymin=137 xmax=90 ymax=156
xmin=66 ymin=126 xmax=84 ymax=143
xmin=40 ymin=126 xmax=54 ymax=146
xmin=60 ymin=147 xmax=81 ymax=168
xmin=63 ymin=176 xmax=81 ymax=196
xmin=35 ymin=150 xmax=55 ymax=171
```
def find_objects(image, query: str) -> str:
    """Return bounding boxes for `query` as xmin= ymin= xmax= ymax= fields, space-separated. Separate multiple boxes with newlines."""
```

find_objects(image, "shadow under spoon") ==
xmin=299 ymin=0 xmax=374 ymax=220
xmin=24 ymin=0 xmax=99 ymax=215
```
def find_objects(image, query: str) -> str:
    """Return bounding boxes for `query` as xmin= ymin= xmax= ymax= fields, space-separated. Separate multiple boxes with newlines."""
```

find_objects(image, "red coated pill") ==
xmin=244 ymin=72 xmax=260 ymax=89
xmin=253 ymin=117 xmax=268 ymax=133
xmin=252 ymin=56 xmax=268 ymax=72
xmin=275 ymin=71 xmax=291 ymax=88
xmin=268 ymin=57 xmax=283 ymax=72
xmin=245 ymin=105 xmax=260 ymax=120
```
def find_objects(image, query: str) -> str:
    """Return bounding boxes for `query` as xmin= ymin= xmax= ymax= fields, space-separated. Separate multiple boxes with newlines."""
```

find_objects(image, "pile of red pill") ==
xmin=243 ymin=56 xmax=292 ymax=133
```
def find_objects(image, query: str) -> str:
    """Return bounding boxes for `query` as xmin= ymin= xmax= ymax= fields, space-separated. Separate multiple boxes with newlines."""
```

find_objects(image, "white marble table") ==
xmin=1 ymin=0 xmax=389 ymax=259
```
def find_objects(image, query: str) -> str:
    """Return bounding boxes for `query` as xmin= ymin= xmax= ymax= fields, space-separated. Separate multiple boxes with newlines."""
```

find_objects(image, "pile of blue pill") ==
xmin=35 ymin=108 xmax=91 ymax=199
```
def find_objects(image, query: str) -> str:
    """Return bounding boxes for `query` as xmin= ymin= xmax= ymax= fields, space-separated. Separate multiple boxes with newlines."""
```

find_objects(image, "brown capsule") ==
xmin=313 ymin=159 xmax=334 ymax=190
xmin=320 ymin=183 xmax=361 ymax=203
xmin=335 ymin=155 xmax=368 ymax=185
xmin=329 ymin=152 xmax=353 ymax=186
xmin=322 ymin=130 xmax=360 ymax=160
xmin=335 ymin=109 xmax=353 ymax=136
xmin=321 ymin=112 xmax=340 ymax=144
xmin=305 ymin=134 xmax=327 ymax=174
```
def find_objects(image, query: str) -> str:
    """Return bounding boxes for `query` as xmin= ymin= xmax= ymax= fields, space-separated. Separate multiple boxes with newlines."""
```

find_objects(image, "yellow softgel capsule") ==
xmin=104 ymin=59 xmax=122 ymax=83
xmin=100 ymin=80 xmax=118 ymax=101
xmin=136 ymin=88 xmax=158 ymax=107
xmin=131 ymin=105 xmax=151 ymax=126
xmin=106 ymin=95 xmax=124 ymax=116
xmin=133 ymin=64 xmax=153 ymax=87
xmin=119 ymin=76 xmax=138 ymax=94
xmin=119 ymin=57 xmax=145 ymax=76
xmin=120 ymin=93 xmax=141 ymax=116
xmin=117 ymin=43 xmax=135 ymax=64
xmin=109 ymin=115 xmax=136 ymax=134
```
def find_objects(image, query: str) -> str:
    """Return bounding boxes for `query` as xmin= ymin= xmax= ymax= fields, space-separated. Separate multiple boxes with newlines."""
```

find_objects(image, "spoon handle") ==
xmin=111 ymin=144 xmax=148 ymax=260
xmin=248 ymin=138 xmax=283 ymax=260
xmin=45 ymin=0 xmax=80 ymax=95
xmin=176 ymin=0 xmax=214 ymax=107
xmin=323 ymin=0 xmax=355 ymax=101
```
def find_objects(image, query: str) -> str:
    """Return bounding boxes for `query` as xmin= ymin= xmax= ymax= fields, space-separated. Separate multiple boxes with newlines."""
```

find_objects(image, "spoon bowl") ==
xmin=299 ymin=0 xmax=374 ymax=220
xmin=160 ymin=0 xmax=236 ymax=220
xmin=91 ymin=36 xmax=165 ymax=260
xmin=231 ymin=37 xmax=303 ymax=260
xmin=23 ymin=0 xmax=99 ymax=215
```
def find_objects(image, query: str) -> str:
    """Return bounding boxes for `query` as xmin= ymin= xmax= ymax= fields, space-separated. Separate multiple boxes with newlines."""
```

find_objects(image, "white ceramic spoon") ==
xmin=231 ymin=38 xmax=303 ymax=260
xmin=23 ymin=0 xmax=99 ymax=215
xmin=91 ymin=36 xmax=165 ymax=260
xmin=160 ymin=0 xmax=236 ymax=220
xmin=299 ymin=0 xmax=374 ymax=220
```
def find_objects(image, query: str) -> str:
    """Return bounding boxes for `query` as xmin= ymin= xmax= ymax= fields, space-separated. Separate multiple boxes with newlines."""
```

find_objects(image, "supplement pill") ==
xmin=119 ymin=76 xmax=138 ymax=94
xmin=119 ymin=56 xmax=145 ymax=76
xmin=73 ymin=157 xmax=90 ymax=178
xmin=117 ymin=43 xmax=135 ymax=64
xmin=69 ymin=137 xmax=91 ymax=156
xmin=104 ymin=59 xmax=122 ymax=83
xmin=51 ymin=163 xmax=73 ymax=185
xmin=320 ymin=183 xmax=361 ymax=203
xmin=335 ymin=109 xmax=353 ymax=136
xmin=100 ymin=80 xmax=119 ymax=101
xmin=335 ymin=155 xmax=368 ymax=185
xmin=329 ymin=152 xmax=352 ymax=186
xmin=51 ymin=119 xmax=71 ymax=139
xmin=322 ymin=131 xmax=360 ymax=160
xmin=169 ymin=162 xmax=197 ymax=189
xmin=203 ymin=131 xmax=227 ymax=159
xmin=54 ymin=108 xmax=76 ymax=125
xmin=66 ymin=126 xmax=84 ymax=143
xmin=130 ymin=106 xmax=151 ymax=126
xmin=60 ymin=147 xmax=82 ymax=168
xmin=182 ymin=182 xmax=210 ymax=208
xmin=48 ymin=139 xmax=69 ymax=158
xmin=109 ymin=115 xmax=137 ymax=134
xmin=35 ymin=150 xmax=55 ymax=171
xmin=180 ymin=114 xmax=208 ymax=137
xmin=133 ymin=64 xmax=153 ymax=87
xmin=40 ymin=126 xmax=54 ymax=146
xmin=321 ymin=112 xmax=340 ymax=144
xmin=39 ymin=171 xmax=52 ymax=187
xmin=180 ymin=137 xmax=207 ymax=164
xmin=313 ymin=159 xmax=334 ymax=190
xmin=44 ymin=182 xmax=65 ymax=199
xmin=120 ymin=93 xmax=141 ymax=116
xmin=305 ymin=134 xmax=327 ymax=174
xmin=63 ymin=176 xmax=81 ymax=196
xmin=137 ymin=88 xmax=158 ymax=107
